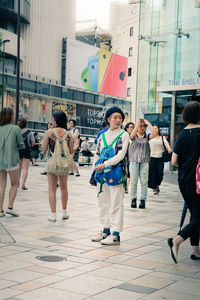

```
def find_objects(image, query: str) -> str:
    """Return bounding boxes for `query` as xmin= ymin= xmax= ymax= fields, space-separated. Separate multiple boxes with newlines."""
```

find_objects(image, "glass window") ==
xmin=129 ymin=47 xmax=133 ymax=57
xmin=76 ymin=104 xmax=106 ymax=129
xmin=62 ymin=88 xmax=74 ymax=100
xmin=52 ymin=100 xmax=76 ymax=121
xmin=85 ymin=92 xmax=95 ymax=104
xmin=95 ymin=95 xmax=105 ymax=106
xmin=6 ymin=76 xmax=16 ymax=89
xmin=122 ymin=100 xmax=131 ymax=114
xmin=128 ymin=68 xmax=132 ymax=77
xmin=127 ymin=87 xmax=131 ymax=97
xmin=130 ymin=26 xmax=134 ymax=36
xmin=51 ymin=86 xmax=62 ymax=98
xmin=74 ymin=90 xmax=85 ymax=102
xmin=105 ymin=97 xmax=114 ymax=107
xmin=36 ymin=82 xmax=50 ymax=95
xmin=22 ymin=79 xmax=36 ymax=93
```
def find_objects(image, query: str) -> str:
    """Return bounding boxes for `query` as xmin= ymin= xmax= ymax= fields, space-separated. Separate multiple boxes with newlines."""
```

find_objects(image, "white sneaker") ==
xmin=101 ymin=234 xmax=120 ymax=245
xmin=6 ymin=208 xmax=19 ymax=217
xmin=91 ymin=231 xmax=109 ymax=242
xmin=0 ymin=210 xmax=5 ymax=217
xmin=48 ymin=215 xmax=56 ymax=222
xmin=62 ymin=213 xmax=70 ymax=220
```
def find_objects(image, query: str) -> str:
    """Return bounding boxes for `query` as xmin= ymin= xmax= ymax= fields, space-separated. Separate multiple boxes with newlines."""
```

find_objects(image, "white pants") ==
xmin=98 ymin=183 xmax=125 ymax=232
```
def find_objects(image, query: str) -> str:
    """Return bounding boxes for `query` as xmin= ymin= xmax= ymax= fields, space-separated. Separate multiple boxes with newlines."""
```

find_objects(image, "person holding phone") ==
xmin=129 ymin=118 xmax=156 ymax=209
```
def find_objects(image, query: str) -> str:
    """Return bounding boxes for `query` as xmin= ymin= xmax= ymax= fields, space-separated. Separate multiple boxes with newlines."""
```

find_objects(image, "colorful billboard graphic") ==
xmin=65 ymin=39 xmax=128 ymax=98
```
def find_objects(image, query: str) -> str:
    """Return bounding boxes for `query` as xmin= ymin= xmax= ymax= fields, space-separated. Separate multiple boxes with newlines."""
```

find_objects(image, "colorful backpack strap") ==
xmin=97 ymin=179 xmax=104 ymax=198
xmin=110 ymin=131 xmax=125 ymax=147
xmin=102 ymin=132 xmax=107 ymax=147
xmin=102 ymin=131 xmax=125 ymax=148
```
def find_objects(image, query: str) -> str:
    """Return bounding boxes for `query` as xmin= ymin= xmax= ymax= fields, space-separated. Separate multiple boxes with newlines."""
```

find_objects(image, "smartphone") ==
xmin=81 ymin=66 xmax=92 ymax=91
xmin=88 ymin=53 xmax=99 ymax=92
xmin=99 ymin=53 xmax=128 ymax=98
xmin=98 ymin=49 xmax=113 ymax=92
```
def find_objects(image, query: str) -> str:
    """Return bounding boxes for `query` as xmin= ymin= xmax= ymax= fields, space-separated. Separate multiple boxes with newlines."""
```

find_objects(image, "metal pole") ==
xmin=170 ymin=91 xmax=176 ymax=173
xmin=16 ymin=0 xmax=21 ymax=124
xmin=1 ymin=42 xmax=5 ymax=110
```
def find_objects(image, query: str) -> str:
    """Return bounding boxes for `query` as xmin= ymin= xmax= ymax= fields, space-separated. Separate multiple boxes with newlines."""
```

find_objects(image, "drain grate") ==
xmin=36 ymin=255 xmax=67 ymax=262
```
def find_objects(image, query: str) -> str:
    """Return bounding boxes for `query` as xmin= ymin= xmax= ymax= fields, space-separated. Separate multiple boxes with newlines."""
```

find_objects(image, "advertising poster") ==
xmin=52 ymin=100 xmax=76 ymax=121
xmin=65 ymin=39 xmax=128 ymax=98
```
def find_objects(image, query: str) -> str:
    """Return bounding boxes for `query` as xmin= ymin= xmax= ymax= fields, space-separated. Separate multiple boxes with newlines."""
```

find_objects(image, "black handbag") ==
xmin=161 ymin=136 xmax=172 ymax=162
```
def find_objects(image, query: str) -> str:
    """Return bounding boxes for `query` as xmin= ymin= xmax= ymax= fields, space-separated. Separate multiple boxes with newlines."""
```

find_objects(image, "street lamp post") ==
xmin=16 ymin=0 xmax=21 ymax=124
xmin=1 ymin=39 xmax=10 ymax=110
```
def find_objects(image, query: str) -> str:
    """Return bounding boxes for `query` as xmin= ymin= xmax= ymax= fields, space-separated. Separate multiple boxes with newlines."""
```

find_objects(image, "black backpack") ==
xmin=19 ymin=130 xmax=31 ymax=158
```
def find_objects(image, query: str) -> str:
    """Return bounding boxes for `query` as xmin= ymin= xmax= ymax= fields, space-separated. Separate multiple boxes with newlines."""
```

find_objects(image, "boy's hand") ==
xmin=94 ymin=163 xmax=105 ymax=173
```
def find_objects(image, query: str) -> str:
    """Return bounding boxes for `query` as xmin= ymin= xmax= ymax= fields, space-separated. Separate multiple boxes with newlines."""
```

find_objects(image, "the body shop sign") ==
xmin=76 ymin=105 xmax=106 ymax=128
xmin=169 ymin=77 xmax=200 ymax=86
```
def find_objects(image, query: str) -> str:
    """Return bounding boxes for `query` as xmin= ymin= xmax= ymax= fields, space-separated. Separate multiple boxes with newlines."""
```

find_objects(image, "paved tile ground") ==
xmin=0 ymin=164 xmax=200 ymax=300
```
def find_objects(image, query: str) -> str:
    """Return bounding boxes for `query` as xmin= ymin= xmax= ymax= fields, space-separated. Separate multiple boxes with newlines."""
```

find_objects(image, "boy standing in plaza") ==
xmin=92 ymin=107 xmax=129 ymax=245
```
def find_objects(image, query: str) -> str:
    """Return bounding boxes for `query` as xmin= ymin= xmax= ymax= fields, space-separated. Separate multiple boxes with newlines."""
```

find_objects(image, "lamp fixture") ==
xmin=174 ymin=28 xmax=190 ymax=39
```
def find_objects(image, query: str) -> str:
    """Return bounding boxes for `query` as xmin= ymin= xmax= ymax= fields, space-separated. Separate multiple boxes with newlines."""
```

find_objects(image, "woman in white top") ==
xmin=148 ymin=125 xmax=172 ymax=195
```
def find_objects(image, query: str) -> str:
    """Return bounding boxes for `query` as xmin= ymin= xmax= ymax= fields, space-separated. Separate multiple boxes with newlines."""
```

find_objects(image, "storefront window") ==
xmin=52 ymin=100 xmax=76 ymax=122
xmin=6 ymin=92 xmax=51 ymax=123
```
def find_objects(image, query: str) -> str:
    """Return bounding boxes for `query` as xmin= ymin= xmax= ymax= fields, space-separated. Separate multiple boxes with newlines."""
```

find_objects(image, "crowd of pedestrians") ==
xmin=0 ymin=101 xmax=199 ymax=264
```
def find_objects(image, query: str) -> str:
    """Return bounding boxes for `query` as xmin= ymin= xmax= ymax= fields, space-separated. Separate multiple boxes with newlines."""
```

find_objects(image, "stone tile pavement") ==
xmin=0 ymin=164 xmax=200 ymax=299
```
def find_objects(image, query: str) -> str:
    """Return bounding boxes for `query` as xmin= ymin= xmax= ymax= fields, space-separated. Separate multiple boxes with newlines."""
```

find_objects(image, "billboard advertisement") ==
xmin=65 ymin=39 xmax=128 ymax=98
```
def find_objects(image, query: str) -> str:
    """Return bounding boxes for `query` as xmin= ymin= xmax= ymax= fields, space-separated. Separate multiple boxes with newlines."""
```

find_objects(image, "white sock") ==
xmin=63 ymin=210 xmax=67 ymax=214
xmin=51 ymin=213 xmax=56 ymax=217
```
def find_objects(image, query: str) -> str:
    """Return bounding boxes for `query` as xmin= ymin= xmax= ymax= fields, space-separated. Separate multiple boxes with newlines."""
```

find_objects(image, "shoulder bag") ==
xmin=161 ymin=136 xmax=172 ymax=162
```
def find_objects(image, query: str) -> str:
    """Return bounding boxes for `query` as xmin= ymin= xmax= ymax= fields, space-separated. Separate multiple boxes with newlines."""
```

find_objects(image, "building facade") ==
xmin=0 ymin=0 xmax=131 ymax=136
xmin=109 ymin=1 xmax=140 ymax=122
xmin=136 ymin=0 xmax=200 ymax=145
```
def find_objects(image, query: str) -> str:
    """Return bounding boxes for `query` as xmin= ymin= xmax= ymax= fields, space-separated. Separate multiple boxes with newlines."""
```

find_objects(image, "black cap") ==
xmin=105 ymin=106 xmax=125 ymax=122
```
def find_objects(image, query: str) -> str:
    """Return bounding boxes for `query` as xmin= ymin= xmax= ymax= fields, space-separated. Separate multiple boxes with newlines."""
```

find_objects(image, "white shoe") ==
xmin=6 ymin=208 xmax=19 ymax=217
xmin=48 ymin=215 xmax=56 ymax=222
xmin=91 ymin=231 xmax=109 ymax=242
xmin=101 ymin=234 xmax=120 ymax=245
xmin=62 ymin=213 xmax=70 ymax=220
xmin=0 ymin=210 xmax=5 ymax=217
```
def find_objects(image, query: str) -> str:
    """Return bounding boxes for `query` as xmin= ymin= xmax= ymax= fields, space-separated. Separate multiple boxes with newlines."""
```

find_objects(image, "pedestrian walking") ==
xmin=124 ymin=122 xmax=135 ymax=193
xmin=17 ymin=118 xmax=35 ymax=190
xmin=129 ymin=118 xmax=156 ymax=209
xmin=148 ymin=125 xmax=172 ymax=195
xmin=168 ymin=101 xmax=200 ymax=263
xmin=68 ymin=119 xmax=80 ymax=176
xmin=32 ymin=132 xmax=40 ymax=166
xmin=42 ymin=111 xmax=79 ymax=222
xmin=92 ymin=106 xmax=129 ymax=245
xmin=0 ymin=108 xmax=24 ymax=217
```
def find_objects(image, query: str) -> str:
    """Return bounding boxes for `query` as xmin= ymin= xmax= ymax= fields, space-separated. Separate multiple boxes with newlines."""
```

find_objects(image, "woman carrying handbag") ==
xmin=148 ymin=125 xmax=172 ymax=195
